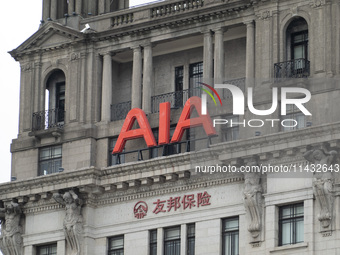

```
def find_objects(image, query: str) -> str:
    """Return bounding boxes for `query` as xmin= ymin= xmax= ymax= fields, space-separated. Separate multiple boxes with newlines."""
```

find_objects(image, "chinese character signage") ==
xmin=134 ymin=191 xmax=211 ymax=219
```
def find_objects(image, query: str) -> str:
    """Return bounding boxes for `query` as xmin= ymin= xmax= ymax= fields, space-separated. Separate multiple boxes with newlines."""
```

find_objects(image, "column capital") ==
xmin=101 ymin=51 xmax=113 ymax=57
xmin=243 ymin=19 xmax=255 ymax=26
xmin=131 ymin=45 xmax=142 ymax=52
xmin=213 ymin=27 xmax=227 ymax=33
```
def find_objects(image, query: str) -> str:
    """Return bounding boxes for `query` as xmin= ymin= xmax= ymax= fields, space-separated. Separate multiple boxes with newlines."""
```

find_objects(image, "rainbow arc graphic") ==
xmin=198 ymin=82 xmax=223 ymax=106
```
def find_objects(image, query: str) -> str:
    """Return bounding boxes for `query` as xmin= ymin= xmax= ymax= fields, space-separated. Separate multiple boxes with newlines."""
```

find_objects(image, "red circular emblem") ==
xmin=134 ymin=201 xmax=148 ymax=219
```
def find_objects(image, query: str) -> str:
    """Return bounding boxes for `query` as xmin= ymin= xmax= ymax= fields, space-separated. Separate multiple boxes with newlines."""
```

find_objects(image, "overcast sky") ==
xmin=0 ymin=0 xmax=156 ymax=184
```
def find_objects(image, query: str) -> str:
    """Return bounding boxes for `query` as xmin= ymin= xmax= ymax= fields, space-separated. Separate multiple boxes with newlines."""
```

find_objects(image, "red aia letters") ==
xmin=112 ymin=96 xmax=216 ymax=154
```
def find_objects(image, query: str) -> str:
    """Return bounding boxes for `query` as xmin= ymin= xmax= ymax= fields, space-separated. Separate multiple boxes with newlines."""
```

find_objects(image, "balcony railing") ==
xmin=111 ymin=101 xmax=131 ymax=121
xmin=151 ymin=0 xmax=204 ymax=18
xmin=274 ymin=58 xmax=310 ymax=80
xmin=223 ymin=78 xmax=245 ymax=99
xmin=151 ymin=87 xmax=201 ymax=113
xmin=32 ymin=108 xmax=65 ymax=131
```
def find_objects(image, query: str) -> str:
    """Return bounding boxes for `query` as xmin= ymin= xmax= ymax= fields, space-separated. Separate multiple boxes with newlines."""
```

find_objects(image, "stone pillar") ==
xmin=142 ymin=44 xmax=153 ymax=113
xmin=76 ymin=0 xmax=82 ymax=15
xmin=214 ymin=28 xmax=225 ymax=84
xmin=245 ymin=20 xmax=255 ymax=84
xmin=50 ymin=0 xmax=58 ymax=20
xmin=99 ymin=0 xmax=106 ymax=14
xmin=203 ymin=30 xmax=214 ymax=81
xmin=68 ymin=0 xmax=75 ymax=15
xmin=131 ymin=47 xmax=142 ymax=109
xmin=101 ymin=53 xmax=113 ymax=122
xmin=43 ymin=0 xmax=51 ymax=20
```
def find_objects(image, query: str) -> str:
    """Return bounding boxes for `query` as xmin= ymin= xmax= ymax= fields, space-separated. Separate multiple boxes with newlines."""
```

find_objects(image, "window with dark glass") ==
xmin=108 ymin=235 xmax=124 ymax=255
xmin=286 ymin=17 xmax=309 ymax=77
xmin=150 ymin=129 xmax=159 ymax=159
xmin=36 ymin=243 xmax=57 ymax=255
xmin=189 ymin=62 xmax=203 ymax=97
xmin=109 ymin=138 xmax=125 ymax=165
xmin=222 ymin=217 xmax=239 ymax=255
xmin=164 ymin=226 xmax=180 ymax=255
xmin=150 ymin=229 xmax=157 ymax=255
xmin=279 ymin=203 xmax=304 ymax=246
xmin=222 ymin=116 xmax=239 ymax=142
xmin=281 ymin=104 xmax=306 ymax=132
xmin=187 ymin=224 xmax=195 ymax=255
xmin=39 ymin=145 xmax=62 ymax=176
xmin=175 ymin=66 xmax=184 ymax=108
xmin=56 ymin=82 xmax=65 ymax=123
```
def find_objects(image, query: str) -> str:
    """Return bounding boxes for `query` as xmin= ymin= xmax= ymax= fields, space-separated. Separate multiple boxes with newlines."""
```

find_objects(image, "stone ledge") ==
xmin=269 ymin=242 xmax=308 ymax=253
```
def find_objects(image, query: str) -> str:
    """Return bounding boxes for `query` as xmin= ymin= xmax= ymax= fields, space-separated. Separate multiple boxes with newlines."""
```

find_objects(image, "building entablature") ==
xmin=3 ymin=121 xmax=340 ymax=213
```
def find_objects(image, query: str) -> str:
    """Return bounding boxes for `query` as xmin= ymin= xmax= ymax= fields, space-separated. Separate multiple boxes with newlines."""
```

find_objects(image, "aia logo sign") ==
xmin=134 ymin=201 xmax=148 ymax=219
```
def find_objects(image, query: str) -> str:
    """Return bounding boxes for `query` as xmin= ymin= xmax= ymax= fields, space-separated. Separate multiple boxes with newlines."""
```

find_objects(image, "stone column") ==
xmin=68 ymin=0 xmax=75 ymax=15
xmin=99 ymin=0 xmax=106 ymax=14
xmin=101 ymin=53 xmax=113 ymax=122
xmin=203 ymin=30 xmax=214 ymax=81
xmin=131 ymin=46 xmax=142 ymax=109
xmin=142 ymin=44 xmax=153 ymax=113
xmin=245 ymin=20 xmax=255 ymax=84
xmin=50 ymin=0 xmax=58 ymax=20
xmin=76 ymin=0 xmax=82 ymax=15
xmin=214 ymin=28 xmax=225 ymax=84
xmin=43 ymin=0 xmax=51 ymax=21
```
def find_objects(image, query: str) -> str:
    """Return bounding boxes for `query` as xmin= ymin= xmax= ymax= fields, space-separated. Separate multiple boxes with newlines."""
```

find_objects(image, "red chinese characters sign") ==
xmin=134 ymin=191 xmax=211 ymax=219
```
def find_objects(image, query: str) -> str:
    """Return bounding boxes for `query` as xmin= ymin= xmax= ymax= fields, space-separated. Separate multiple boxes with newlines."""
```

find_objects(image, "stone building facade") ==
xmin=2 ymin=0 xmax=340 ymax=254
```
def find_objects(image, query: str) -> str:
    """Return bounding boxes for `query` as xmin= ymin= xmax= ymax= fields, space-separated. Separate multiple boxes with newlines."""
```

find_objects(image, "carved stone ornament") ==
xmin=21 ymin=63 xmax=31 ymax=72
xmin=310 ymin=0 xmax=325 ymax=8
xmin=243 ymin=160 xmax=263 ymax=239
xmin=53 ymin=190 xmax=83 ymax=255
xmin=0 ymin=202 xmax=23 ymax=255
xmin=303 ymin=147 xmax=338 ymax=228
xmin=70 ymin=53 xmax=80 ymax=61
xmin=257 ymin=10 xmax=272 ymax=20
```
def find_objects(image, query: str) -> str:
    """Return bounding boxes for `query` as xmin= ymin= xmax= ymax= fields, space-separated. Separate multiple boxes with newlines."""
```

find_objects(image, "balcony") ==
xmin=111 ymin=101 xmax=131 ymax=121
xmin=151 ymin=88 xmax=201 ymax=113
xmin=274 ymin=58 xmax=310 ymax=80
xmin=32 ymin=108 xmax=65 ymax=131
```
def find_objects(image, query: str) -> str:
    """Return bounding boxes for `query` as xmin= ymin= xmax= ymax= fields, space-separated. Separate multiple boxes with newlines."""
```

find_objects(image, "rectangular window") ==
xmin=39 ymin=145 xmax=62 ymax=176
xmin=175 ymin=66 xmax=184 ymax=108
xmin=222 ymin=217 xmax=239 ymax=255
xmin=279 ymin=203 xmax=304 ymax=246
xmin=222 ymin=116 xmax=239 ymax=142
xmin=164 ymin=226 xmax=181 ymax=255
xmin=281 ymin=104 xmax=306 ymax=132
xmin=108 ymin=235 xmax=124 ymax=255
xmin=189 ymin=62 xmax=203 ymax=97
xmin=109 ymin=138 xmax=125 ymax=165
xmin=37 ymin=243 xmax=57 ymax=255
xmin=149 ymin=130 xmax=159 ymax=159
xmin=150 ymin=229 xmax=157 ymax=255
xmin=187 ymin=224 xmax=195 ymax=255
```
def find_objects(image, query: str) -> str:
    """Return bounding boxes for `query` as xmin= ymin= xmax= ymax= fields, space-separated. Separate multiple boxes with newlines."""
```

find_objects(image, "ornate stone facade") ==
xmin=4 ymin=0 xmax=340 ymax=254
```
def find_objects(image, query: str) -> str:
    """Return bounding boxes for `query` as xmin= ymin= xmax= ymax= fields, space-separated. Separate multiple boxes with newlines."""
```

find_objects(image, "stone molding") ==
xmin=3 ymin=122 xmax=340 ymax=213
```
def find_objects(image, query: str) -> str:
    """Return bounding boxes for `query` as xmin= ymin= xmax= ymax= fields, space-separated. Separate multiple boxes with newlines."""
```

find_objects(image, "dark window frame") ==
xmin=164 ymin=226 xmax=181 ymax=255
xmin=150 ymin=229 xmax=157 ymax=255
xmin=38 ymin=145 xmax=62 ymax=176
xmin=108 ymin=235 xmax=124 ymax=255
xmin=222 ymin=217 xmax=239 ymax=255
xmin=278 ymin=203 xmax=304 ymax=246
xmin=36 ymin=243 xmax=57 ymax=255
xmin=187 ymin=224 xmax=195 ymax=255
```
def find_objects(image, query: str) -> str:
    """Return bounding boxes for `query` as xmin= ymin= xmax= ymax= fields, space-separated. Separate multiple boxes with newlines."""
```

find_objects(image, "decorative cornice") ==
xmin=3 ymin=121 xmax=340 ymax=212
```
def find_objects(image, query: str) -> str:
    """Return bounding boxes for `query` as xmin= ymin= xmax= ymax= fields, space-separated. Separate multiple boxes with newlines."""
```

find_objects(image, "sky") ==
xmin=0 ymin=0 xmax=156 ymax=184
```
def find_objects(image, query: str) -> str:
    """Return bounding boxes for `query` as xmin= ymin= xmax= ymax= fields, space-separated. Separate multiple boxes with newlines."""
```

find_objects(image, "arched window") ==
xmin=275 ymin=17 xmax=310 ymax=79
xmin=46 ymin=70 xmax=66 ymax=127
xmin=286 ymin=17 xmax=308 ymax=61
